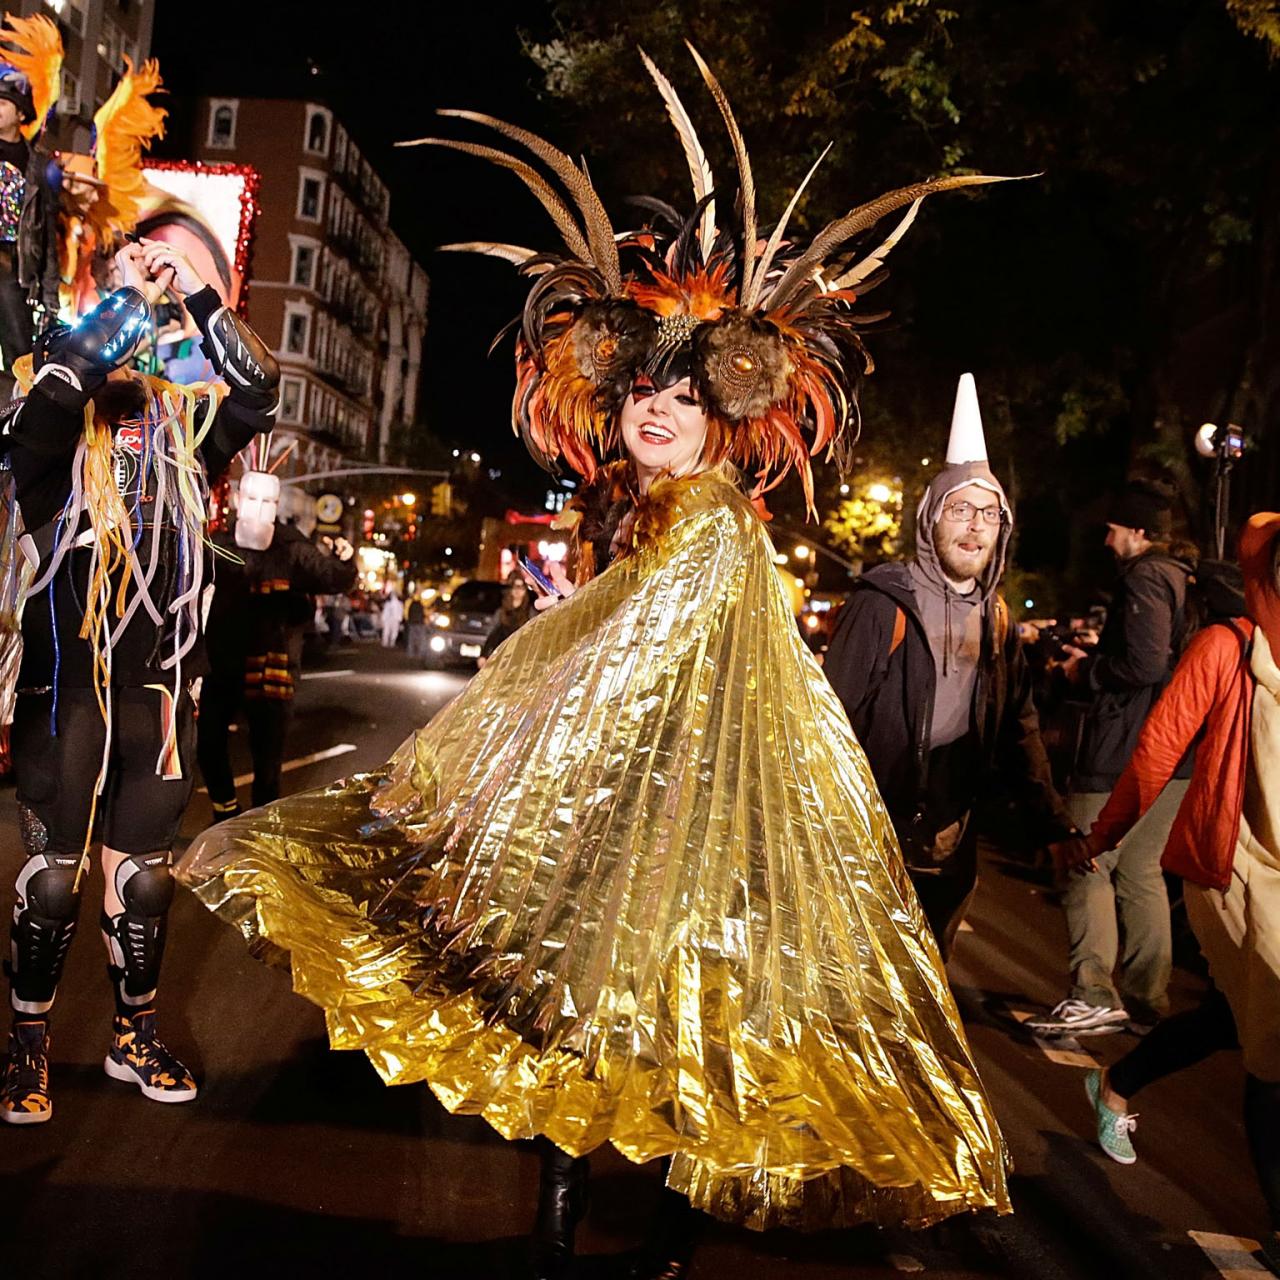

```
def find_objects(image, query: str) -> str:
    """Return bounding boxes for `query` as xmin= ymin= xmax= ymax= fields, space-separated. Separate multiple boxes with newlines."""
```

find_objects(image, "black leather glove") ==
xmin=200 ymin=304 xmax=280 ymax=414
xmin=31 ymin=287 xmax=152 ymax=413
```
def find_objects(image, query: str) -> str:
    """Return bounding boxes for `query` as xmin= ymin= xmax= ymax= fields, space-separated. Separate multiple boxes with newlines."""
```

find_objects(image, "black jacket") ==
xmin=824 ymin=562 xmax=1073 ymax=848
xmin=1071 ymin=548 xmax=1194 ymax=791
xmin=205 ymin=522 xmax=357 ymax=694
xmin=8 ymin=289 xmax=272 ymax=688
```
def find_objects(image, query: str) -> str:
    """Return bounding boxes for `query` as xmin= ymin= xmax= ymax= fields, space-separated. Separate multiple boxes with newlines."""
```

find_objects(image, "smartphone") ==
xmin=517 ymin=554 xmax=562 ymax=598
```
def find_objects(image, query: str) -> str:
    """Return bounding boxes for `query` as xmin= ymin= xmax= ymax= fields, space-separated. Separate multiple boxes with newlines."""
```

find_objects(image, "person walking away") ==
xmin=1031 ymin=482 xmax=1196 ymax=1036
xmin=405 ymin=594 xmax=427 ymax=658
xmin=380 ymin=589 xmax=403 ymax=648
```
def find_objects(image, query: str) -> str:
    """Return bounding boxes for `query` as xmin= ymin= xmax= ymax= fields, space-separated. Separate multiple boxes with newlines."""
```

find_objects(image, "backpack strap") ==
xmin=889 ymin=605 xmax=907 ymax=657
xmin=991 ymin=594 xmax=1010 ymax=653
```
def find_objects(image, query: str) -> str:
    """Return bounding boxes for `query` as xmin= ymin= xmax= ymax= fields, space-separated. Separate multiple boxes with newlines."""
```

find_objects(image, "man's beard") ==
xmin=936 ymin=537 xmax=994 ymax=583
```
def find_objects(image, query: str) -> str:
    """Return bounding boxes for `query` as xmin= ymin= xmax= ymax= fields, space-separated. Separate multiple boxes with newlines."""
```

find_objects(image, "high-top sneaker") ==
xmin=103 ymin=1009 xmax=198 ymax=1102
xmin=1 ymin=1021 xmax=52 ymax=1125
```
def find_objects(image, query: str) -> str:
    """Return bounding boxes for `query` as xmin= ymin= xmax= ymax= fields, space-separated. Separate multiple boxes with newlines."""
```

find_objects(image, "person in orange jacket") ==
xmin=1055 ymin=512 xmax=1280 ymax=1274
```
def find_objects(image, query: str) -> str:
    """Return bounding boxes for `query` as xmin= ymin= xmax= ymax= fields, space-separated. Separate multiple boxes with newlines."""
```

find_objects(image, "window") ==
xmin=207 ymin=100 xmax=237 ymax=149
xmin=51 ymin=0 xmax=89 ymax=35
xmin=283 ymin=308 xmax=310 ymax=356
xmin=304 ymin=107 xmax=331 ymax=156
xmin=279 ymin=376 xmax=304 ymax=424
xmin=291 ymin=240 xmax=317 ymax=289
xmin=60 ymin=69 xmax=79 ymax=116
xmin=297 ymin=170 xmax=324 ymax=222
xmin=98 ymin=19 xmax=124 ymax=69
xmin=333 ymin=124 xmax=347 ymax=171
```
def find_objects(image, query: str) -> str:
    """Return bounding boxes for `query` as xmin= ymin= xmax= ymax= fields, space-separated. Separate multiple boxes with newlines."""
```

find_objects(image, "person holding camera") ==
xmin=1031 ymin=481 xmax=1196 ymax=1036
xmin=825 ymin=375 xmax=1075 ymax=957
xmin=0 ymin=239 xmax=279 ymax=1123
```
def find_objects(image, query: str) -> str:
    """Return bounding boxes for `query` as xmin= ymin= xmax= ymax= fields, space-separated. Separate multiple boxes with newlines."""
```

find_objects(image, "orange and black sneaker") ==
xmin=103 ymin=1010 xmax=198 ymax=1103
xmin=1 ymin=1020 xmax=52 ymax=1125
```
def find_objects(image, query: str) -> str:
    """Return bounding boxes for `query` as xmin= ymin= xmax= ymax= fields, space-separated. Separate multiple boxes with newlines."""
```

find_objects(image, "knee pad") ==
xmin=103 ymin=852 xmax=173 ymax=1009
xmin=7 ymin=850 xmax=88 ymax=1015
xmin=115 ymin=852 xmax=176 ymax=917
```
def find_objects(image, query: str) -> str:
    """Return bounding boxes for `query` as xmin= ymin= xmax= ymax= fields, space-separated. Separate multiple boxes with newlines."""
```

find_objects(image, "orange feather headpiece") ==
xmin=0 ymin=13 xmax=62 ymax=140
xmin=401 ymin=45 xmax=1023 ymax=512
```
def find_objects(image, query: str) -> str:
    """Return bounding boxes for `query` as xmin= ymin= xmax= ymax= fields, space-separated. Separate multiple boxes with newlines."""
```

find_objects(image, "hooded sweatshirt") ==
xmin=909 ymin=461 xmax=1012 ymax=747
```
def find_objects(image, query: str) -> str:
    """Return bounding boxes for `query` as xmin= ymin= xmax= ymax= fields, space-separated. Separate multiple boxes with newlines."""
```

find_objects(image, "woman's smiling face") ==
xmin=618 ymin=375 xmax=709 ymax=486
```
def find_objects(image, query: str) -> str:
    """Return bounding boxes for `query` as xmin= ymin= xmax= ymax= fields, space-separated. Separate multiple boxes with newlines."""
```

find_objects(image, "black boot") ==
xmin=529 ymin=1139 xmax=590 ymax=1280
xmin=620 ymin=1184 xmax=702 ymax=1279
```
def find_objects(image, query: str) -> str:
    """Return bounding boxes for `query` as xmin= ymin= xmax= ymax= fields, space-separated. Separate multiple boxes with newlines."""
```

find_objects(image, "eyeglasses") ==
xmin=942 ymin=500 xmax=1004 ymax=526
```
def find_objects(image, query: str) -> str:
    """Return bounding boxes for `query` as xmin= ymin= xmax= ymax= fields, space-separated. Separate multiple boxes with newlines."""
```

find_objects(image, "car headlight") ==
xmin=429 ymin=635 xmax=446 ymax=653
xmin=431 ymin=613 xmax=451 ymax=628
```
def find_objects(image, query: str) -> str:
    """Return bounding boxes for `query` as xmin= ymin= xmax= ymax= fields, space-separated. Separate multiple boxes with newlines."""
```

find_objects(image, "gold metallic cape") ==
xmin=179 ymin=473 xmax=1010 ymax=1230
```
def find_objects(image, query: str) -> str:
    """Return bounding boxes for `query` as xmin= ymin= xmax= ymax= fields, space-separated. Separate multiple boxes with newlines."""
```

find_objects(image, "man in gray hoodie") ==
xmin=825 ymin=375 xmax=1075 ymax=955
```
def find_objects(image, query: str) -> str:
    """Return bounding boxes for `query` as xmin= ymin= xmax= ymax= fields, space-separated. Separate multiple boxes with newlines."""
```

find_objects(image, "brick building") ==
xmin=187 ymin=95 xmax=428 ymax=475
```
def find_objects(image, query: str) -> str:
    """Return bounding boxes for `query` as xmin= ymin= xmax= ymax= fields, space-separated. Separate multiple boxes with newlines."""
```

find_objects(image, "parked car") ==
xmin=423 ymin=579 xmax=505 ymax=668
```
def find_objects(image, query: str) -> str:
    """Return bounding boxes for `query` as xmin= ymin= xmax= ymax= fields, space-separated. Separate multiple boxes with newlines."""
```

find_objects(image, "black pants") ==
xmin=905 ymin=821 xmax=979 ymax=962
xmin=197 ymin=677 xmax=294 ymax=810
xmin=13 ymin=686 xmax=197 ymax=853
xmin=1110 ymin=987 xmax=1280 ymax=1230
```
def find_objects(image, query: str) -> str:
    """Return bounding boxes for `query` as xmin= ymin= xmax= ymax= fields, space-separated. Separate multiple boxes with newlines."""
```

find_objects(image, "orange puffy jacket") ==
xmin=1089 ymin=617 xmax=1254 ymax=891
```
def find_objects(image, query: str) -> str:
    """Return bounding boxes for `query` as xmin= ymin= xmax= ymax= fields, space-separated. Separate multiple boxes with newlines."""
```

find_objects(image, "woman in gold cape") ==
xmin=180 ymin=460 xmax=1009 ymax=1228
xmin=180 ymin=45 xmax=1015 ymax=1274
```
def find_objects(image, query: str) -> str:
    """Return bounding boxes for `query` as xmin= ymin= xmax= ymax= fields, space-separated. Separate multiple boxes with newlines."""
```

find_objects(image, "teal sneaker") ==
xmin=1085 ymin=1068 xmax=1137 ymax=1164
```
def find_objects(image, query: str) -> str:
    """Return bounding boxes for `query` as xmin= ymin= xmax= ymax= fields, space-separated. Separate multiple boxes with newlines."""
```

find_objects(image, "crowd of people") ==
xmin=0 ymin=25 xmax=1274 ymax=1280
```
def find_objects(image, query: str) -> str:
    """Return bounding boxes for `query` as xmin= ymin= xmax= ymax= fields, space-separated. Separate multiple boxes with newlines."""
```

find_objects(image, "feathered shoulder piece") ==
xmin=0 ymin=13 xmax=62 ymax=140
xmin=91 ymin=57 xmax=167 ymax=239
xmin=401 ymin=44 xmax=1028 ymax=514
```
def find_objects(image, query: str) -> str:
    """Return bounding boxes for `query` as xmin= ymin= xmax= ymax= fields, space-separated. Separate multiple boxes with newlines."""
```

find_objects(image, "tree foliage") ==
xmin=522 ymin=1 xmax=1279 ymax=600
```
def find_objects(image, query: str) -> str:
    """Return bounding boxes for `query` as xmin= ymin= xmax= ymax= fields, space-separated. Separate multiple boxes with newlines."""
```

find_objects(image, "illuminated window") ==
xmin=291 ymin=241 xmax=317 ymax=289
xmin=283 ymin=308 xmax=310 ymax=356
xmin=304 ymin=107 xmax=331 ymax=156
xmin=279 ymin=376 xmax=304 ymax=424
xmin=207 ymin=100 xmax=237 ymax=149
xmin=297 ymin=170 xmax=324 ymax=222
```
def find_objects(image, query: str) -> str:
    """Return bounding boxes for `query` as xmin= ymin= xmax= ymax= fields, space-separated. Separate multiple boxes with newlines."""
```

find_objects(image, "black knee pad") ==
xmin=8 ymin=852 xmax=88 ymax=1015
xmin=116 ymin=852 xmax=175 ymax=917
xmin=18 ymin=854 xmax=85 ymax=922
xmin=103 ymin=852 xmax=174 ymax=1011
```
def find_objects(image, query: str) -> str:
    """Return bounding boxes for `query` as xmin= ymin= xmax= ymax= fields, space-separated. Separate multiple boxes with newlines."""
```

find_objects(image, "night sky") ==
xmin=153 ymin=0 xmax=567 ymax=503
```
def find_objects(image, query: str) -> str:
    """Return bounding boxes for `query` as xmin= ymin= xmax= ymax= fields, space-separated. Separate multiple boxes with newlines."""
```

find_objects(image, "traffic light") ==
xmin=430 ymin=481 xmax=452 ymax=517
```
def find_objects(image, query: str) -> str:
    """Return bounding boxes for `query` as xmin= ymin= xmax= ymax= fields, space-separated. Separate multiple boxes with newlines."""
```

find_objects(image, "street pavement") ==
xmin=0 ymin=641 xmax=1271 ymax=1279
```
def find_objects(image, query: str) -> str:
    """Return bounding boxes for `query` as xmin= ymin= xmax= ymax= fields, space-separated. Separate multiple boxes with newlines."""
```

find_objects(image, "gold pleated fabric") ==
xmin=178 ymin=473 xmax=1010 ymax=1230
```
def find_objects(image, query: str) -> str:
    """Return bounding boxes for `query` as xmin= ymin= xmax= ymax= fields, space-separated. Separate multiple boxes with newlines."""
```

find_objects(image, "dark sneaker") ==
xmin=1 ymin=1021 xmax=52 ymax=1125
xmin=103 ymin=1010 xmax=198 ymax=1103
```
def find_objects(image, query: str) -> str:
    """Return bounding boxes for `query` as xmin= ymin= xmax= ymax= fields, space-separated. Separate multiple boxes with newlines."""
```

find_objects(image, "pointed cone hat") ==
xmin=946 ymin=372 xmax=988 ymax=464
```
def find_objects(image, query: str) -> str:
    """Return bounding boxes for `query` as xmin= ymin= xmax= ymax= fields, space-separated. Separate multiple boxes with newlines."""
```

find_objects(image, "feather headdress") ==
xmin=0 ymin=13 xmax=62 ymax=140
xmin=400 ymin=45 xmax=1026 ymax=511
xmin=90 ymin=56 xmax=167 ymax=239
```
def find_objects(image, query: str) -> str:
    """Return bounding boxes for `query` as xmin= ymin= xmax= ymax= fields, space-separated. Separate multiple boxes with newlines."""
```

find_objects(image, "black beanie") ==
xmin=1106 ymin=482 xmax=1172 ymax=537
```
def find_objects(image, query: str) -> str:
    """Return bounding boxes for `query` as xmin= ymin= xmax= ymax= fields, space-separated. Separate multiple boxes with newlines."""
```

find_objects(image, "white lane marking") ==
xmin=1189 ymin=1231 xmax=1267 ymax=1276
xmin=197 ymin=743 xmax=357 ymax=792
xmin=1010 ymin=1010 xmax=1101 ymax=1068
xmin=300 ymin=669 xmax=355 ymax=680
xmin=887 ymin=1253 xmax=925 ymax=1273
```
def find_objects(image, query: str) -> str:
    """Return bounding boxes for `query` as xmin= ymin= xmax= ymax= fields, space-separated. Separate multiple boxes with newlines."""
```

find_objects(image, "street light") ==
xmin=794 ymin=544 xmax=810 ymax=561
xmin=868 ymin=482 xmax=893 ymax=503
xmin=400 ymin=492 xmax=416 ymax=506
